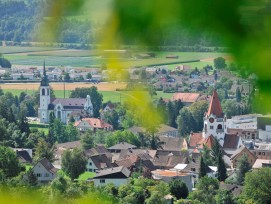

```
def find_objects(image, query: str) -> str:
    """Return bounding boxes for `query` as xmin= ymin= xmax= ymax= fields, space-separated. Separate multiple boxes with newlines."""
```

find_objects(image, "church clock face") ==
xmin=209 ymin=118 xmax=214 ymax=123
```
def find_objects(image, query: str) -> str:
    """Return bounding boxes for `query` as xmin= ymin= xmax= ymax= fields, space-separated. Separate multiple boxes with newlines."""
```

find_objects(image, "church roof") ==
xmin=206 ymin=90 xmax=223 ymax=117
xmin=49 ymin=98 xmax=86 ymax=110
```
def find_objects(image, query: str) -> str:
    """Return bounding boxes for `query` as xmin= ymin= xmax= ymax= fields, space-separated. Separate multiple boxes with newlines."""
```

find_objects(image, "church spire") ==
xmin=40 ymin=60 xmax=49 ymax=86
xmin=206 ymin=89 xmax=223 ymax=117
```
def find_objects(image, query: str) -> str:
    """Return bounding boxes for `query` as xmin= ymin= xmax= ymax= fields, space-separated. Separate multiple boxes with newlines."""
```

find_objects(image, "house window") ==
xmin=94 ymin=169 xmax=96 ymax=172
xmin=89 ymin=169 xmax=93 ymax=172
xmin=89 ymin=162 xmax=92 ymax=166
xmin=191 ymin=168 xmax=196 ymax=172
xmin=37 ymin=173 xmax=41 ymax=177
xmin=262 ymin=152 xmax=266 ymax=156
xmin=44 ymin=173 xmax=49 ymax=177
xmin=217 ymin=124 xmax=222 ymax=129
xmin=259 ymin=152 xmax=261 ymax=155
xmin=100 ymin=179 xmax=105 ymax=183
xmin=210 ymin=126 xmax=214 ymax=130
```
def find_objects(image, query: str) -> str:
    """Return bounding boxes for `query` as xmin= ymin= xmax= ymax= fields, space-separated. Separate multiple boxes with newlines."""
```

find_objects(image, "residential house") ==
xmin=252 ymin=159 xmax=271 ymax=168
xmin=152 ymin=150 xmax=188 ymax=169
xmin=220 ymin=183 xmax=243 ymax=197
xmin=74 ymin=118 xmax=113 ymax=132
xmin=12 ymin=73 xmax=35 ymax=80
xmin=230 ymin=146 xmax=257 ymax=168
xmin=84 ymin=153 xmax=114 ymax=173
xmin=151 ymin=169 xmax=193 ymax=191
xmin=226 ymin=114 xmax=260 ymax=129
xmin=171 ymin=92 xmax=201 ymax=106
xmin=159 ymin=136 xmax=188 ymax=151
xmin=107 ymin=142 xmax=137 ymax=153
xmin=30 ymin=158 xmax=58 ymax=183
xmin=93 ymin=166 xmax=131 ymax=187
xmin=15 ymin=149 xmax=32 ymax=164
xmin=252 ymin=143 xmax=271 ymax=160
xmin=128 ymin=124 xmax=179 ymax=138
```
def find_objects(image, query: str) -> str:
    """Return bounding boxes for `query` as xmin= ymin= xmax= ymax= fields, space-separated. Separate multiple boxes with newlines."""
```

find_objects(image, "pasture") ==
xmin=3 ymin=46 xmax=231 ymax=68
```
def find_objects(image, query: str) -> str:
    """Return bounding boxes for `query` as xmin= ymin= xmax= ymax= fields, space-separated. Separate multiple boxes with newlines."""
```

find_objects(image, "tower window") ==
xmin=42 ymin=88 xmax=45 ymax=95
xmin=217 ymin=124 xmax=222 ymax=129
xmin=210 ymin=126 xmax=214 ymax=129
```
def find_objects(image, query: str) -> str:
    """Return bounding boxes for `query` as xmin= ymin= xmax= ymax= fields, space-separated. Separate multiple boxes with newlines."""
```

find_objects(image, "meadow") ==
xmin=3 ymin=46 xmax=230 ymax=68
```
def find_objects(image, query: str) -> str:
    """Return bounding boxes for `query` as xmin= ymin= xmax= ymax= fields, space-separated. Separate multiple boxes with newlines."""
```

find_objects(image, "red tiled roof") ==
xmin=172 ymin=93 xmax=200 ymax=103
xmin=198 ymin=135 xmax=216 ymax=149
xmin=74 ymin=118 xmax=112 ymax=129
xmin=189 ymin=132 xmax=203 ymax=147
xmin=206 ymin=90 xmax=223 ymax=117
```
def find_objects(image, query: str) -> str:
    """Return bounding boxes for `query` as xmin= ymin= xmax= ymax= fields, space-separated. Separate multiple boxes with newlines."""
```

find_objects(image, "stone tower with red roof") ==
xmin=202 ymin=90 xmax=227 ymax=145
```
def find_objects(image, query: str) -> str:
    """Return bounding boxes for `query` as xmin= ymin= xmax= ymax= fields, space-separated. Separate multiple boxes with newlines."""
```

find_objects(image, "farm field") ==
xmin=3 ymin=46 xmax=231 ymax=68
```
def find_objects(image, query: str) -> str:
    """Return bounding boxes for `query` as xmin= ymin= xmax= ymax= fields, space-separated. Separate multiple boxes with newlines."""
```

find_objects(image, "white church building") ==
xmin=38 ymin=63 xmax=93 ymax=124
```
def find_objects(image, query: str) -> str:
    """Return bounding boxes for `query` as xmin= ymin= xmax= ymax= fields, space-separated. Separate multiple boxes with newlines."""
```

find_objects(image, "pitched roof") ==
xmin=220 ymin=183 xmax=243 ymax=196
xmin=198 ymin=135 xmax=216 ymax=149
xmin=152 ymin=150 xmax=188 ymax=169
xmin=107 ymin=142 xmax=136 ymax=150
xmin=84 ymin=145 xmax=112 ymax=159
xmin=114 ymin=155 xmax=139 ymax=169
xmin=252 ymin=159 xmax=271 ymax=168
xmin=74 ymin=118 xmax=112 ymax=129
xmin=56 ymin=140 xmax=81 ymax=149
xmin=230 ymin=146 xmax=257 ymax=161
xmin=206 ymin=90 xmax=223 ymax=117
xmin=16 ymin=150 xmax=32 ymax=164
xmin=118 ymin=149 xmax=156 ymax=160
xmin=38 ymin=158 xmax=58 ymax=174
xmin=172 ymin=92 xmax=200 ymax=103
xmin=181 ymin=159 xmax=213 ymax=174
xmin=159 ymin=136 xmax=187 ymax=151
xmin=49 ymin=98 xmax=86 ymax=110
xmin=87 ymin=154 xmax=114 ymax=169
xmin=189 ymin=132 xmax=203 ymax=147
xmin=223 ymin=134 xmax=240 ymax=149
xmin=94 ymin=166 xmax=131 ymax=178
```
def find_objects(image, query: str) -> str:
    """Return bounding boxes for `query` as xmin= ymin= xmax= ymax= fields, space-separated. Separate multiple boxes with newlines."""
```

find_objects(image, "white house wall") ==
xmin=93 ymin=178 xmax=128 ymax=187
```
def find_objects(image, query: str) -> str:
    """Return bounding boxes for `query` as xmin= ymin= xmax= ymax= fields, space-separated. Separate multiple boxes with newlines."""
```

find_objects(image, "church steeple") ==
xmin=206 ymin=89 xmax=223 ymax=118
xmin=41 ymin=60 xmax=49 ymax=86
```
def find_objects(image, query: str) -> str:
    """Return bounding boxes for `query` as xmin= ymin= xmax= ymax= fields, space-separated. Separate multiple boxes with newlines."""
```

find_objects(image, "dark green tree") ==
xmin=0 ymin=146 xmax=21 ymax=178
xmin=81 ymin=130 xmax=95 ymax=150
xmin=214 ymin=57 xmax=226 ymax=69
xmin=236 ymin=87 xmax=242 ymax=102
xmin=64 ymin=72 xmax=71 ymax=81
xmin=166 ymin=100 xmax=175 ymax=127
xmin=199 ymin=156 xmax=207 ymax=178
xmin=61 ymin=148 xmax=87 ymax=180
xmin=215 ymin=189 xmax=235 ymax=204
xmin=65 ymin=123 xmax=79 ymax=142
xmin=236 ymin=154 xmax=251 ymax=185
xmin=169 ymin=179 xmax=189 ymax=199
xmin=86 ymin=72 xmax=92 ymax=79
xmin=34 ymin=138 xmax=56 ymax=163
xmin=103 ymin=109 xmax=119 ymax=130
xmin=177 ymin=107 xmax=195 ymax=136
xmin=70 ymin=87 xmax=103 ymax=117
xmin=244 ymin=168 xmax=271 ymax=204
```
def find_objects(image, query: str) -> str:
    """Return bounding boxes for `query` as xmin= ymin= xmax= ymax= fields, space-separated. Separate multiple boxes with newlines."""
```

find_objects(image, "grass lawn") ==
xmin=1 ymin=46 xmax=63 ymax=54
xmin=77 ymin=172 xmax=96 ymax=181
xmin=25 ymin=164 xmax=33 ymax=172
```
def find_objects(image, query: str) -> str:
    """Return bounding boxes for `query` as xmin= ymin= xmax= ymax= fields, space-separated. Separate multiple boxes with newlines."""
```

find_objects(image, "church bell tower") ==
xmin=203 ymin=90 xmax=226 ymax=146
xmin=39 ymin=61 xmax=51 ymax=123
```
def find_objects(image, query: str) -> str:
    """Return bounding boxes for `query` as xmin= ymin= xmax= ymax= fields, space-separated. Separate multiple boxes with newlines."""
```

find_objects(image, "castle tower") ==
xmin=203 ymin=90 xmax=226 ymax=145
xmin=39 ymin=61 xmax=50 ymax=123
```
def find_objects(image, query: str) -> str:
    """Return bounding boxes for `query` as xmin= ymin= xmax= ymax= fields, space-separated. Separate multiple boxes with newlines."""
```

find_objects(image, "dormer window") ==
xmin=209 ymin=118 xmax=214 ymax=123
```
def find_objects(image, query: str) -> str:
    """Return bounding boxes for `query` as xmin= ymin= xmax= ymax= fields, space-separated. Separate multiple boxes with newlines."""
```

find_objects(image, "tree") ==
xmin=199 ymin=156 xmax=207 ymax=178
xmin=189 ymin=176 xmax=219 ymax=204
xmin=0 ymin=57 xmax=12 ymax=68
xmin=65 ymin=123 xmax=79 ymax=142
xmin=189 ymin=100 xmax=208 ymax=131
xmin=211 ymin=137 xmax=227 ymax=181
xmin=166 ymin=100 xmax=175 ymax=127
xmin=215 ymin=189 xmax=235 ymax=204
xmin=103 ymin=109 xmax=119 ymax=129
xmin=236 ymin=154 xmax=251 ymax=185
xmin=61 ymin=148 xmax=87 ymax=180
xmin=145 ymin=191 xmax=165 ymax=204
xmin=177 ymin=107 xmax=195 ymax=136
xmin=86 ymin=72 xmax=92 ymax=80
xmin=214 ymin=57 xmax=226 ymax=69
xmin=236 ymin=87 xmax=242 ymax=102
xmin=244 ymin=168 xmax=271 ymax=204
xmin=81 ymin=130 xmax=95 ymax=150
xmin=64 ymin=72 xmax=71 ymax=81
xmin=169 ymin=179 xmax=189 ymax=200
xmin=70 ymin=87 xmax=103 ymax=117
xmin=0 ymin=146 xmax=21 ymax=178
xmin=34 ymin=138 xmax=56 ymax=163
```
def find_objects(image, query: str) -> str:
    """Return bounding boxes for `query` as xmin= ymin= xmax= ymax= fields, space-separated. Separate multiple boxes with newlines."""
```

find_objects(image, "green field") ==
xmin=3 ymin=45 xmax=230 ymax=68
xmin=77 ymin=172 xmax=96 ymax=181
xmin=2 ymin=88 xmax=173 ymax=103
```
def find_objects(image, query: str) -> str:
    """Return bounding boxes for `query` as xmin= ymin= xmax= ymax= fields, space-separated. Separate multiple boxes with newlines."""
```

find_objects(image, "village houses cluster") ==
xmin=14 ymin=65 xmax=271 ymax=195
